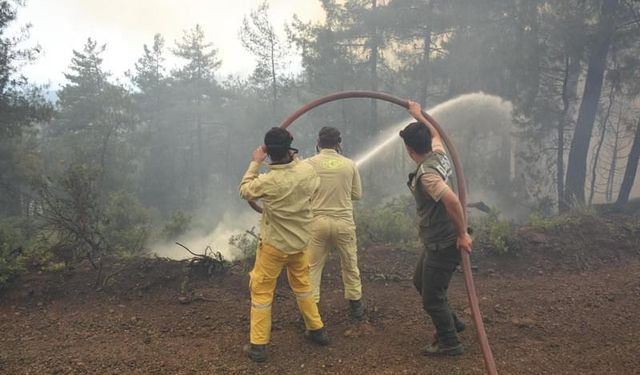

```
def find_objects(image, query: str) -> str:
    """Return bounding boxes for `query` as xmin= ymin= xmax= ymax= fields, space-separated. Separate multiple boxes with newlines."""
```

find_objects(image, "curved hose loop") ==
xmin=248 ymin=90 xmax=498 ymax=375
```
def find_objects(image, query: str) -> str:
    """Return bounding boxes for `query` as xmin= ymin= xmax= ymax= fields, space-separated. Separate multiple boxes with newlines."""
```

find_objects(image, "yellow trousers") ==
xmin=308 ymin=216 xmax=362 ymax=303
xmin=249 ymin=242 xmax=324 ymax=345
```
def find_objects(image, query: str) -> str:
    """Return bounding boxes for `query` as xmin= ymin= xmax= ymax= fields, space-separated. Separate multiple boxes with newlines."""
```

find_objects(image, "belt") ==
xmin=424 ymin=239 xmax=457 ymax=251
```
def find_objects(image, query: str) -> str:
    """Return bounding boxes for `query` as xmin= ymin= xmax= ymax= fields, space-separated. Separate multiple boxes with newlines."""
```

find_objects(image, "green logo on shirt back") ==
xmin=322 ymin=158 xmax=346 ymax=169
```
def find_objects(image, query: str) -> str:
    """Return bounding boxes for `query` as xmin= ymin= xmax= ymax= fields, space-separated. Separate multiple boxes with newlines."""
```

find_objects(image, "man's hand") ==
xmin=457 ymin=232 xmax=473 ymax=254
xmin=252 ymin=145 xmax=267 ymax=163
xmin=407 ymin=100 xmax=423 ymax=120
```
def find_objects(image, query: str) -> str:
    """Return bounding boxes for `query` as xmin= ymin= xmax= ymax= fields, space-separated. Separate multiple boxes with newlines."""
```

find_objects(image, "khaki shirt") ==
xmin=305 ymin=149 xmax=362 ymax=221
xmin=240 ymin=159 xmax=320 ymax=254
xmin=420 ymin=173 xmax=450 ymax=202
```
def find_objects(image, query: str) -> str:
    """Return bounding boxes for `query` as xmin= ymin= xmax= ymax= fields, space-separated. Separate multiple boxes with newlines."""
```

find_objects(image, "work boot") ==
xmin=431 ymin=317 xmax=466 ymax=346
xmin=452 ymin=314 xmax=466 ymax=333
xmin=421 ymin=341 xmax=464 ymax=357
xmin=245 ymin=343 xmax=267 ymax=363
xmin=349 ymin=299 xmax=365 ymax=321
xmin=305 ymin=327 xmax=330 ymax=346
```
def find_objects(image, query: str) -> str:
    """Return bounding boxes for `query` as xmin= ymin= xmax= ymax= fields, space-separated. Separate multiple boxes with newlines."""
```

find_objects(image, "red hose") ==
xmin=249 ymin=90 xmax=498 ymax=375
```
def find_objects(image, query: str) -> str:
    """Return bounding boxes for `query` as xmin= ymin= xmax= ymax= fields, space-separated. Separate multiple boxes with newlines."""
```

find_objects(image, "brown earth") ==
xmin=1 ymin=215 xmax=639 ymax=375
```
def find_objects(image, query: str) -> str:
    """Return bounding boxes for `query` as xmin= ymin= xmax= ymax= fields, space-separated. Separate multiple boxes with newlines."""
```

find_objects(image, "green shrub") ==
xmin=162 ymin=210 xmax=192 ymax=240
xmin=355 ymin=195 xmax=420 ymax=250
xmin=44 ymin=261 xmax=67 ymax=272
xmin=528 ymin=213 xmax=570 ymax=230
xmin=472 ymin=208 xmax=515 ymax=255
xmin=0 ymin=220 xmax=26 ymax=288
xmin=103 ymin=191 xmax=152 ymax=256
xmin=229 ymin=228 xmax=259 ymax=270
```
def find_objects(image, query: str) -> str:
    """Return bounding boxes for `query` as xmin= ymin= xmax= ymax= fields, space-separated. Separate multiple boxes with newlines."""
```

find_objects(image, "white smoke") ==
xmin=151 ymin=210 xmax=259 ymax=261
xmin=355 ymin=92 xmax=513 ymax=167
xmin=354 ymin=92 xmax=525 ymax=218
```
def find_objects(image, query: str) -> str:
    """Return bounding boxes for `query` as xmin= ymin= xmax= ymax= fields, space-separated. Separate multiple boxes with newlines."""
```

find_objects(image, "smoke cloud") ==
xmin=151 ymin=210 xmax=259 ymax=261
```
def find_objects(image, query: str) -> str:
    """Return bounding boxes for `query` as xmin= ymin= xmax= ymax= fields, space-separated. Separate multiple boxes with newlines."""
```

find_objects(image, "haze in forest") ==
xmin=1 ymin=0 xmax=639 ymax=267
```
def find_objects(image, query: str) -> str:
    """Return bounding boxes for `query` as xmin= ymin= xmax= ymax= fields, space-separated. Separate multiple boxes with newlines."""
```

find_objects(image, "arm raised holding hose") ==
xmin=408 ymin=100 xmax=446 ymax=153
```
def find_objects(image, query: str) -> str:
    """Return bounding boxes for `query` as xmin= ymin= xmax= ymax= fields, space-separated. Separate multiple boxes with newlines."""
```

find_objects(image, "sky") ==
xmin=11 ymin=0 xmax=323 ymax=89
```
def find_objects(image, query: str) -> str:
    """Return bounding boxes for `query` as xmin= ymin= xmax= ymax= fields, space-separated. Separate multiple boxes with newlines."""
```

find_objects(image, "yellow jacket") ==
xmin=240 ymin=159 xmax=320 ymax=254
xmin=306 ymin=149 xmax=362 ymax=221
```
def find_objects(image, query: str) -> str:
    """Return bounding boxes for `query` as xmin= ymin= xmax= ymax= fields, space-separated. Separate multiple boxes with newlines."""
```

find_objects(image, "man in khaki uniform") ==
xmin=306 ymin=127 xmax=365 ymax=320
xmin=240 ymin=127 xmax=329 ymax=363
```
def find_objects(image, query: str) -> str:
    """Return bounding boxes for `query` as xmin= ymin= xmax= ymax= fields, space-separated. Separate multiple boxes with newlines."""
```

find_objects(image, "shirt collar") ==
xmin=320 ymin=148 xmax=338 ymax=155
xmin=268 ymin=158 xmax=298 ymax=170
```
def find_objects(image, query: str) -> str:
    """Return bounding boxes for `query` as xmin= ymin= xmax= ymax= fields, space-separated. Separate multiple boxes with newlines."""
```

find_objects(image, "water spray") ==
xmin=248 ymin=90 xmax=498 ymax=375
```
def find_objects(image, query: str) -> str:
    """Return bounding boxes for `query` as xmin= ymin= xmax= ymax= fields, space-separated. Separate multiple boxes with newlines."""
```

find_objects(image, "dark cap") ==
xmin=264 ymin=127 xmax=296 ymax=159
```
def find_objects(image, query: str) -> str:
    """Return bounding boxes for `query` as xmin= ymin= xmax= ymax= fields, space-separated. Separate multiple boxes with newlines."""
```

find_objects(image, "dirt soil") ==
xmin=1 ymin=216 xmax=640 ymax=375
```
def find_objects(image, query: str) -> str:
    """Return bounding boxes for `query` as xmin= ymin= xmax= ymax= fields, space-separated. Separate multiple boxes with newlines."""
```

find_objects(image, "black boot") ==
xmin=452 ymin=313 xmax=466 ymax=333
xmin=305 ymin=327 xmax=330 ymax=346
xmin=430 ymin=314 xmax=466 ymax=345
xmin=422 ymin=341 xmax=464 ymax=356
xmin=245 ymin=343 xmax=267 ymax=363
xmin=349 ymin=299 xmax=365 ymax=320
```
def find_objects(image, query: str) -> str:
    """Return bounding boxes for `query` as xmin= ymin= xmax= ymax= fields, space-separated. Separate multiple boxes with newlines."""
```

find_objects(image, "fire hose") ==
xmin=248 ymin=90 xmax=498 ymax=375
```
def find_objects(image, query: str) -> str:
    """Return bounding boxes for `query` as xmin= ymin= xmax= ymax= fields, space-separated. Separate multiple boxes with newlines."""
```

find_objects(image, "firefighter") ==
xmin=239 ymin=127 xmax=329 ymax=363
xmin=400 ymin=101 xmax=472 ymax=356
xmin=306 ymin=127 xmax=364 ymax=320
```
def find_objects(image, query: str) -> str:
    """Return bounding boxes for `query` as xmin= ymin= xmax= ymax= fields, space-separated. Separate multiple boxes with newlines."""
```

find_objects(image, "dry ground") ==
xmin=1 ymin=215 xmax=639 ymax=374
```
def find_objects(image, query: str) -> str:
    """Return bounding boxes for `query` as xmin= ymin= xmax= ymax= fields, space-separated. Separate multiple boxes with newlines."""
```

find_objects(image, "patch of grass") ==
xmin=355 ymin=195 xmax=421 ymax=251
xmin=528 ymin=213 xmax=571 ymax=230
xmin=529 ymin=203 xmax=601 ymax=232
xmin=471 ymin=208 xmax=516 ymax=255
xmin=44 ymin=261 xmax=67 ymax=272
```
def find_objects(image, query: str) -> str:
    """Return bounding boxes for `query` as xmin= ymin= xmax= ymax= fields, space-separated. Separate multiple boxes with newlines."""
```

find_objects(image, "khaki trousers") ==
xmin=308 ymin=216 xmax=362 ymax=303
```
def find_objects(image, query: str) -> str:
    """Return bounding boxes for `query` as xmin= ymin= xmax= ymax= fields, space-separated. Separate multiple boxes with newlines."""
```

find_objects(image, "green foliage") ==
xmin=40 ymin=166 xmax=152 ymax=269
xmin=529 ymin=200 xmax=597 ymax=231
xmin=355 ymin=195 xmax=420 ymax=250
xmin=0 ymin=216 xmax=58 ymax=287
xmin=528 ymin=213 xmax=570 ymax=231
xmin=239 ymin=1 xmax=286 ymax=104
xmin=43 ymin=261 xmax=66 ymax=273
xmin=103 ymin=191 xmax=152 ymax=256
xmin=0 ymin=220 xmax=26 ymax=288
xmin=1 ymin=0 xmax=640 ymax=292
xmin=162 ymin=210 xmax=193 ymax=241
xmin=229 ymin=228 xmax=259 ymax=269
xmin=472 ymin=208 xmax=515 ymax=255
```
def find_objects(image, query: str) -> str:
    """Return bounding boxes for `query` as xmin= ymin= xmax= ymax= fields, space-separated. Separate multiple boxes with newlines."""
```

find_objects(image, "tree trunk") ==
xmin=369 ymin=0 xmax=379 ymax=134
xmin=616 ymin=118 xmax=640 ymax=206
xmin=564 ymin=0 xmax=619 ymax=205
xmin=605 ymin=113 xmax=623 ymax=201
xmin=588 ymin=84 xmax=615 ymax=205
xmin=270 ymin=37 xmax=278 ymax=117
xmin=418 ymin=24 xmax=431 ymax=108
xmin=557 ymin=54 xmax=582 ymax=212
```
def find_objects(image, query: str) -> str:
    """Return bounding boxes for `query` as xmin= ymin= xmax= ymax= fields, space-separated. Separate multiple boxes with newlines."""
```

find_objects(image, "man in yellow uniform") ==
xmin=240 ymin=127 xmax=329 ymax=363
xmin=306 ymin=127 xmax=365 ymax=320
